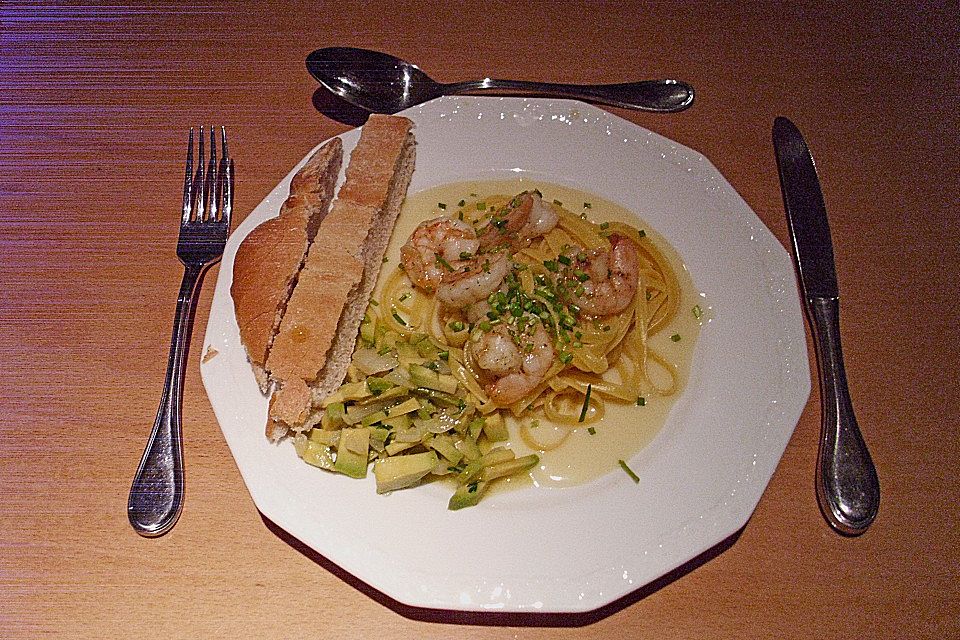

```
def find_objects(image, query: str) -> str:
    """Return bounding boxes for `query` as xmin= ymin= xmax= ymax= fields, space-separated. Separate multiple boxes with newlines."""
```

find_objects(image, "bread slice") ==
xmin=231 ymin=138 xmax=343 ymax=391
xmin=266 ymin=115 xmax=416 ymax=440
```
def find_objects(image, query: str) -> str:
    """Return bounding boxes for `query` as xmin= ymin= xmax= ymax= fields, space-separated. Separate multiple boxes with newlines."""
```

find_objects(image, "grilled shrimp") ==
xmin=475 ymin=322 xmax=555 ymax=406
xmin=479 ymin=190 xmax=559 ymax=250
xmin=400 ymin=217 xmax=480 ymax=293
xmin=436 ymin=252 xmax=511 ymax=308
xmin=567 ymin=233 xmax=640 ymax=316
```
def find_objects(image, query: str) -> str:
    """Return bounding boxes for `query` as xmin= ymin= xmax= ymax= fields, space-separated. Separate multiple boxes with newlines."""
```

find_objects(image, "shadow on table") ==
xmin=260 ymin=512 xmax=743 ymax=627
xmin=311 ymin=87 xmax=373 ymax=127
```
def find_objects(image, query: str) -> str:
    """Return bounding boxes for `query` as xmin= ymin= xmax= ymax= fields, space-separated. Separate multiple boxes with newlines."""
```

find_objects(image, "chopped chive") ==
xmin=391 ymin=310 xmax=407 ymax=326
xmin=583 ymin=202 xmax=592 ymax=209
xmin=476 ymin=201 xmax=486 ymax=210
xmin=438 ymin=202 xmax=447 ymax=210
xmin=599 ymin=221 xmax=610 ymax=230
xmin=618 ymin=459 xmax=640 ymax=483
xmin=543 ymin=260 xmax=558 ymax=272
xmin=557 ymin=254 xmax=572 ymax=266
xmin=478 ymin=320 xmax=492 ymax=332
xmin=693 ymin=304 xmax=703 ymax=320
xmin=382 ymin=256 xmax=389 ymax=263
xmin=436 ymin=255 xmax=454 ymax=272
xmin=459 ymin=251 xmax=473 ymax=260
xmin=458 ymin=211 xmax=464 ymax=221
xmin=369 ymin=299 xmax=379 ymax=306
xmin=458 ymin=199 xmax=466 ymax=207
xmin=553 ymin=199 xmax=563 ymax=206
xmin=636 ymin=396 xmax=646 ymax=406
xmin=587 ymin=426 xmax=596 ymax=435
xmin=559 ymin=352 xmax=573 ymax=365
xmin=578 ymin=384 xmax=592 ymax=423
xmin=448 ymin=320 xmax=465 ymax=332
xmin=671 ymin=333 xmax=681 ymax=342
xmin=438 ymin=350 xmax=449 ymax=360
xmin=398 ymin=293 xmax=410 ymax=302
xmin=638 ymin=229 xmax=646 ymax=238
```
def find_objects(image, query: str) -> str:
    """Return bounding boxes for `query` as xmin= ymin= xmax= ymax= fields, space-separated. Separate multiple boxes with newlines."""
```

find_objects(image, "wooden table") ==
xmin=3 ymin=1 xmax=957 ymax=637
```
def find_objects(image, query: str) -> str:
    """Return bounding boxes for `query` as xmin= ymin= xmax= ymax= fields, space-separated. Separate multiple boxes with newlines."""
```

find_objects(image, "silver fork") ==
xmin=128 ymin=126 xmax=233 ymax=537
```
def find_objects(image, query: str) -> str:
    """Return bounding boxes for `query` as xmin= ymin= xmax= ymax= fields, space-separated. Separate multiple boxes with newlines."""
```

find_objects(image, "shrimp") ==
xmin=567 ymin=233 xmax=640 ymax=316
xmin=474 ymin=322 xmax=555 ymax=406
xmin=400 ymin=217 xmax=480 ymax=293
xmin=479 ymin=191 xmax=559 ymax=250
xmin=436 ymin=252 xmax=511 ymax=308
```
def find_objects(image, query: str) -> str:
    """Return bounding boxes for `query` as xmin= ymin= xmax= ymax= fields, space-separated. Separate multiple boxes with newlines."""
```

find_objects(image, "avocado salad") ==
xmin=293 ymin=309 xmax=538 ymax=510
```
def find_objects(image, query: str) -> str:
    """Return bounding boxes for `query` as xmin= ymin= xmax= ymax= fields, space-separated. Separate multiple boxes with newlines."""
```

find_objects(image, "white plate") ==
xmin=200 ymin=97 xmax=810 ymax=613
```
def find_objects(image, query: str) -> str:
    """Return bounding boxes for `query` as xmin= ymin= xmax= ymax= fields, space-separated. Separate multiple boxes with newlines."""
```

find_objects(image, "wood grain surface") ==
xmin=2 ymin=1 xmax=958 ymax=638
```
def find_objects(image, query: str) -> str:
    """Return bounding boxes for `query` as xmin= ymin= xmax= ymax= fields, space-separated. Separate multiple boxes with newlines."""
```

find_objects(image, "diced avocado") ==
xmin=409 ymin=363 xmax=439 ymax=386
xmin=382 ymin=413 xmax=411 ymax=431
xmin=298 ymin=440 xmax=335 ymax=470
xmin=408 ymin=364 xmax=459 ymax=394
xmin=360 ymin=410 xmax=389 ymax=427
xmin=308 ymin=428 xmax=339 ymax=446
xmin=325 ymin=402 xmax=346 ymax=427
xmin=366 ymin=377 xmax=395 ymax=396
xmin=323 ymin=380 xmax=372 ymax=406
xmin=384 ymin=440 xmax=416 ymax=456
xmin=467 ymin=417 xmax=485 ymax=440
xmin=456 ymin=447 xmax=516 ymax=484
xmin=428 ymin=434 xmax=464 ymax=464
xmin=389 ymin=397 xmax=422 ymax=417
xmin=373 ymin=451 xmax=439 ymax=493
xmin=448 ymin=480 xmax=489 ymax=510
xmin=334 ymin=428 xmax=370 ymax=478
xmin=360 ymin=312 xmax=376 ymax=344
xmin=455 ymin=436 xmax=482 ymax=461
xmin=396 ymin=340 xmax=420 ymax=361
xmin=480 ymin=454 xmax=539 ymax=482
xmin=368 ymin=425 xmax=389 ymax=451
xmin=483 ymin=412 xmax=509 ymax=442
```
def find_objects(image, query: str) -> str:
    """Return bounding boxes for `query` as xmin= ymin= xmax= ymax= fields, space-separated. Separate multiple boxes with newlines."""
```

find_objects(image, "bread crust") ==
xmin=231 ymin=138 xmax=343 ymax=391
xmin=266 ymin=115 xmax=415 ymax=438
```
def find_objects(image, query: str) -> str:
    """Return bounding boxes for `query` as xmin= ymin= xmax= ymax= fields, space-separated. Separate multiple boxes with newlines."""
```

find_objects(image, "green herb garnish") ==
xmin=578 ymin=384 xmax=592 ymax=423
xmin=618 ymin=459 xmax=640 ymax=483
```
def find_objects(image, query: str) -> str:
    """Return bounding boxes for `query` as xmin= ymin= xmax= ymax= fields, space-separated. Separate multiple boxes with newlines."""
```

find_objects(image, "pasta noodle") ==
xmin=363 ymin=189 xmax=683 ymax=451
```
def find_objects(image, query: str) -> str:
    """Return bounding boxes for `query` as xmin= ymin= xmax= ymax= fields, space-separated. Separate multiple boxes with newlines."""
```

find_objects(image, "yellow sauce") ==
xmin=381 ymin=179 xmax=702 ymax=489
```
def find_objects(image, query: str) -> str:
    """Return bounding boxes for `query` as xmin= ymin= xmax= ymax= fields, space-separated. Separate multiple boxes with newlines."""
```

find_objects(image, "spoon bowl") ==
xmin=307 ymin=47 xmax=694 ymax=114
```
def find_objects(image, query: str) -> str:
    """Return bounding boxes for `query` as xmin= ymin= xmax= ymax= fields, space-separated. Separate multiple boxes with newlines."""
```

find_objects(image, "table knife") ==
xmin=772 ymin=116 xmax=880 ymax=536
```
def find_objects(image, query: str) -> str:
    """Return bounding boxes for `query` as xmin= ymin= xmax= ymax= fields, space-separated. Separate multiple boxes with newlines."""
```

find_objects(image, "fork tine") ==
xmin=181 ymin=128 xmax=194 ymax=223
xmin=191 ymin=126 xmax=205 ymax=222
xmin=204 ymin=125 xmax=217 ymax=221
xmin=224 ymin=157 xmax=234 ymax=226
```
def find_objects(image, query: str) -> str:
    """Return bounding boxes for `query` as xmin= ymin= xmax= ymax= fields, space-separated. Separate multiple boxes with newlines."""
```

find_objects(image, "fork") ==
xmin=128 ymin=126 xmax=233 ymax=537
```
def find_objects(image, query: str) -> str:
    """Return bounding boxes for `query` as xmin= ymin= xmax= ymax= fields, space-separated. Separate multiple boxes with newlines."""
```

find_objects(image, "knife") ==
xmin=772 ymin=116 xmax=880 ymax=536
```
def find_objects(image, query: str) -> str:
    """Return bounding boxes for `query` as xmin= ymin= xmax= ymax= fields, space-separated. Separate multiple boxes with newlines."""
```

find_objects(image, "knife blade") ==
xmin=772 ymin=116 xmax=880 ymax=536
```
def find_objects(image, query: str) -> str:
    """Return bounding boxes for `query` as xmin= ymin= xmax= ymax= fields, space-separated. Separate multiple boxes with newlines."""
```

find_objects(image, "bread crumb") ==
xmin=202 ymin=346 xmax=219 ymax=363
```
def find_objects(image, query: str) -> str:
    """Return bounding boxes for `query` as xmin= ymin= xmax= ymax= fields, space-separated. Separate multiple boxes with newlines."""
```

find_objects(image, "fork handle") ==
xmin=127 ymin=262 xmax=206 ymax=537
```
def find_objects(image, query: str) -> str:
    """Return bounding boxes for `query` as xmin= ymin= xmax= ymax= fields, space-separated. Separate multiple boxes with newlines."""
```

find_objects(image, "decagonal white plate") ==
xmin=201 ymin=97 xmax=810 ymax=613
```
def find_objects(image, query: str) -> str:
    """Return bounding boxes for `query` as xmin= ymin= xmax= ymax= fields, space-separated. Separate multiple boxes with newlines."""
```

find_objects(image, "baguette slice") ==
xmin=231 ymin=138 xmax=343 ymax=391
xmin=266 ymin=115 xmax=416 ymax=440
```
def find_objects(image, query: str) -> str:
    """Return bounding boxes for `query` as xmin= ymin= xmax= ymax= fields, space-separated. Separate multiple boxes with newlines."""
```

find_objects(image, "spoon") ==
xmin=306 ymin=47 xmax=694 ymax=114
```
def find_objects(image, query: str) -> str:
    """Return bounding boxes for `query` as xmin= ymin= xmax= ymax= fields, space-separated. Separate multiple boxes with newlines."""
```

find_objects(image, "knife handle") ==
xmin=808 ymin=296 xmax=880 ymax=535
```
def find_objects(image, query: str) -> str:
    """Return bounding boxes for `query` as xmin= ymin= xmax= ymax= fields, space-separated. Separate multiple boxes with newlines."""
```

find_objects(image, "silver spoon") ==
xmin=306 ymin=47 xmax=694 ymax=114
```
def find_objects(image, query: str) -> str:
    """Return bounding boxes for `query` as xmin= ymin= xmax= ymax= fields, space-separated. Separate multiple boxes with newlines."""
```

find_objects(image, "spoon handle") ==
xmin=442 ymin=78 xmax=694 ymax=113
xmin=808 ymin=296 xmax=880 ymax=535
